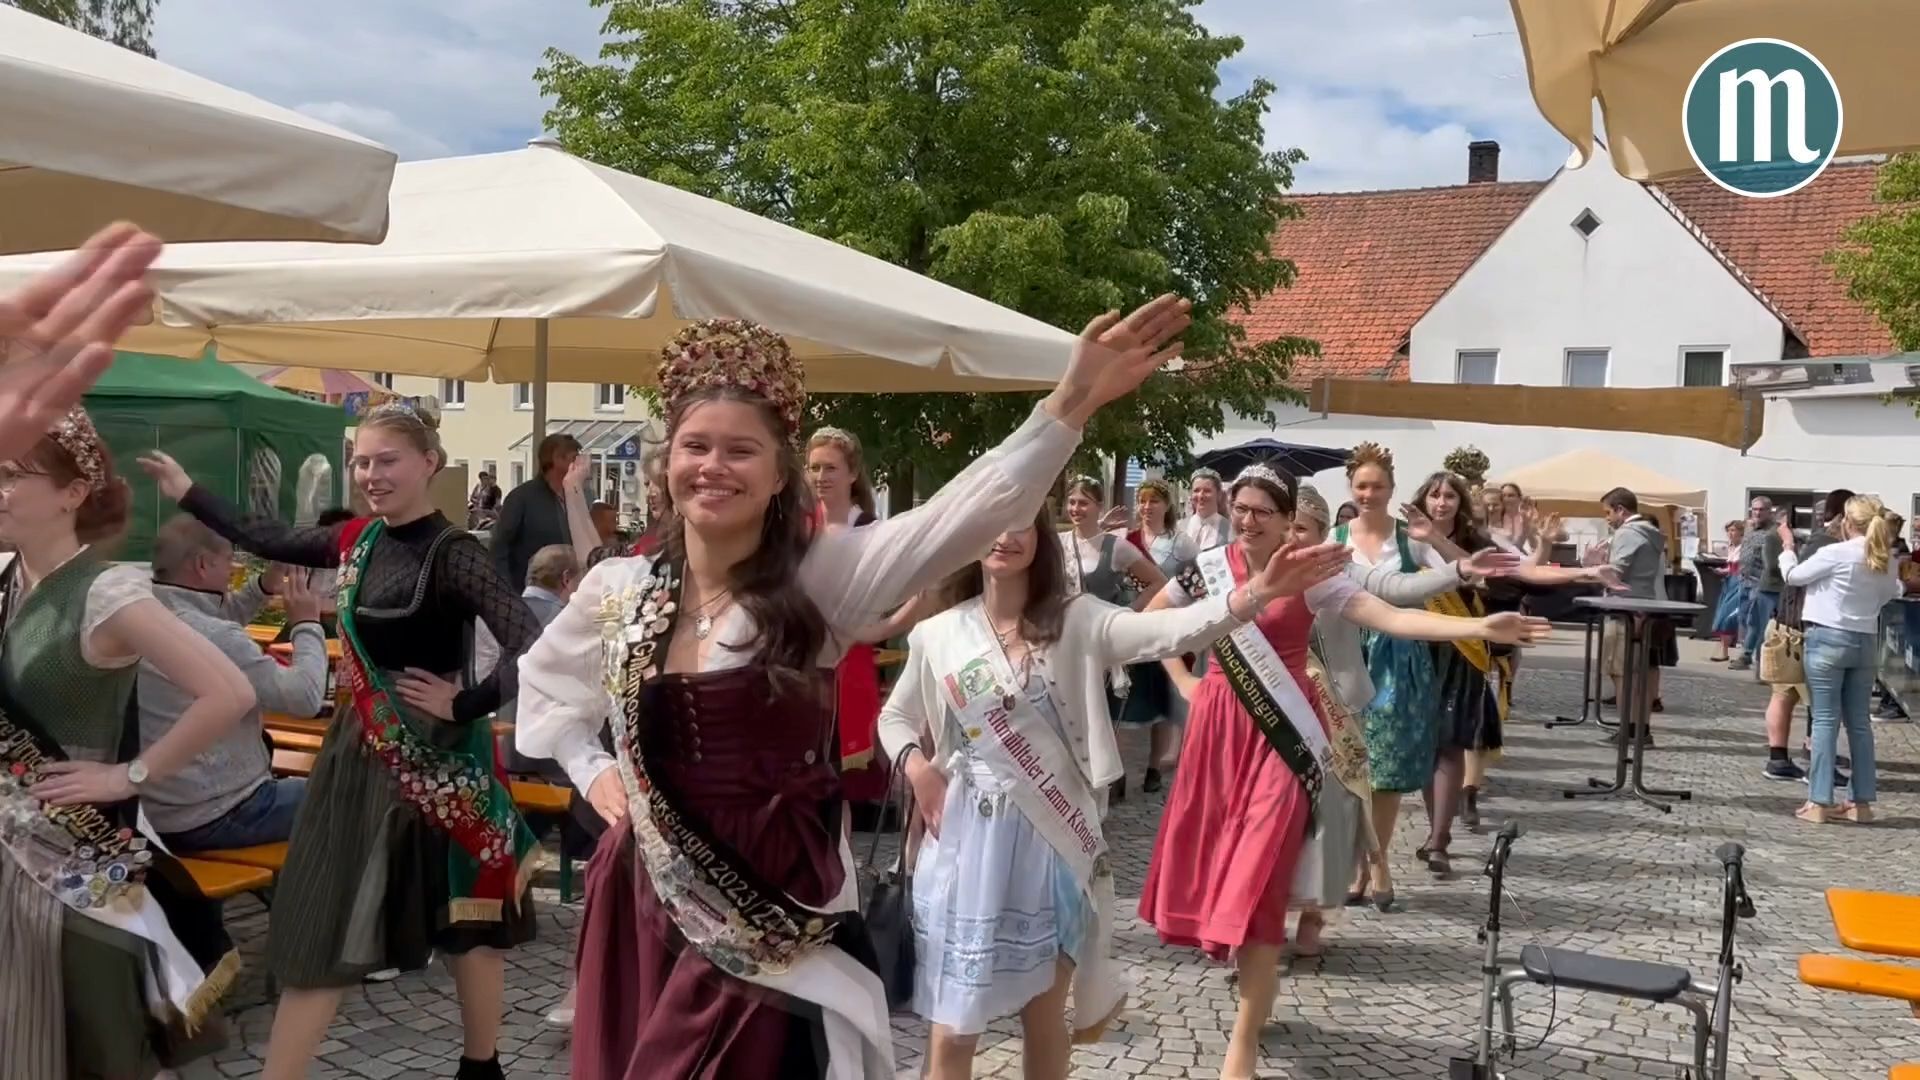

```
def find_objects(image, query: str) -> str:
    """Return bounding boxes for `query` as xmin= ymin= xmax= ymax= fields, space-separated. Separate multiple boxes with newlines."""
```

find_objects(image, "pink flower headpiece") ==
xmin=657 ymin=319 xmax=806 ymax=443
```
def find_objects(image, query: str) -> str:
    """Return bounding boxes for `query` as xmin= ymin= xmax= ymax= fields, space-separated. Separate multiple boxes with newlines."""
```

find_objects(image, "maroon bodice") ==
xmin=637 ymin=667 xmax=845 ymax=907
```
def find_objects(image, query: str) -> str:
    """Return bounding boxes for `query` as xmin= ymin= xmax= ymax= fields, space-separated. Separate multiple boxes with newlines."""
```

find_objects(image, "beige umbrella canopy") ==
xmin=1508 ymin=0 xmax=1919 ymax=181
xmin=1502 ymin=448 xmax=1706 ymax=517
xmin=0 ymin=5 xmax=396 ymax=254
xmin=0 ymin=141 xmax=1078 ymax=399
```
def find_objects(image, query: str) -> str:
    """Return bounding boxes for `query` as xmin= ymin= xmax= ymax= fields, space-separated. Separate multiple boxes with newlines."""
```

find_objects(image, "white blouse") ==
xmin=516 ymin=405 xmax=1083 ymax=795
xmin=1179 ymin=512 xmax=1230 ymax=551
xmin=1162 ymin=561 xmax=1361 ymax=619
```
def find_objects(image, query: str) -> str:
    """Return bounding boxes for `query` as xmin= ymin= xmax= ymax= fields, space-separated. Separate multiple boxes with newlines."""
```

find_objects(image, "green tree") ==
xmin=5 ymin=0 xmax=158 ymax=56
xmin=540 ymin=0 xmax=1312 ymax=486
xmin=1829 ymin=153 xmax=1920 ymax=353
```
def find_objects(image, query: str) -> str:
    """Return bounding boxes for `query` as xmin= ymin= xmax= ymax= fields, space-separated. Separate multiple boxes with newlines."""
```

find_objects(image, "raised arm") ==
xmin=560 ymin=455 xmax=601 ymax=565
xmin=804 ymin=295 xmax=1193 ymax=630
xmin=1780 ymin=540 xmax=1839 ymax=586
xmin=141 ymin=451 xmax=343 ymax=568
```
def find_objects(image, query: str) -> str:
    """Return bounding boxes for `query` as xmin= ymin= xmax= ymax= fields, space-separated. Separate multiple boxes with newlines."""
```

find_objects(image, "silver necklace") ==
xmin=687 ymin=588 xmax=733 ymax=640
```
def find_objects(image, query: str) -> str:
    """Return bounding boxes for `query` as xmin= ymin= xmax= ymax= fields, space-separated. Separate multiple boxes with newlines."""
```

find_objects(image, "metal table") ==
xmin=1547 ymin=603 xmax=1610 ymax=729
xmin=1563 ymin=596 xmax=1705 ymax=812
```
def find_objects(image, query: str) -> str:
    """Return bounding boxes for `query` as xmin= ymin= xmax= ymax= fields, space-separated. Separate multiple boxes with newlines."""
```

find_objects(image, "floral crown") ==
xmin=1295 ymin=482 xmax=1330 ymax=526
xmin=1135 ymin=477 xmax=1173 ymax=502
xmin=658 ymin=319 xmax=806 ymax=443
xmin=49 ymin=407 xmax=107 ymax=493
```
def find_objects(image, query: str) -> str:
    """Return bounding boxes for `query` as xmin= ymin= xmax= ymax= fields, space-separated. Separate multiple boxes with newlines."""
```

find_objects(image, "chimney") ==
xmin=1468 ymin=140 xmax=1500 ymax=184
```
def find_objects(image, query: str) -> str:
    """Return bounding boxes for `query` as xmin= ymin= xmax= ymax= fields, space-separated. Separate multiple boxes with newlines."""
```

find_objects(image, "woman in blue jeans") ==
xmin=1779 ymin=495 xmax=1904 ymax=824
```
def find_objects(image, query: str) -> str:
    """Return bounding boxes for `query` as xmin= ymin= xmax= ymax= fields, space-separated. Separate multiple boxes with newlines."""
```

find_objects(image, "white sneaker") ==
xmin=544 ymin=1005 xmax=575 ymax=1028
xmin=364 ymin=968 xmax=402 ymax=983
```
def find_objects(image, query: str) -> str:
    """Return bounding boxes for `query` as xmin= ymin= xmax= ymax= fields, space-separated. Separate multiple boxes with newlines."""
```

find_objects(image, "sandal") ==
xmin=1795 ymin=802 xmax=1840 ymax=824
xmin=1845 ymin=803 xmax=1874 ymax=824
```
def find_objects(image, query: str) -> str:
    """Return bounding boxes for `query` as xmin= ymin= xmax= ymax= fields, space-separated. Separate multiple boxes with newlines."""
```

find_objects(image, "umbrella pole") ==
xmin=531 ymin=317 xmax=550 ymax=463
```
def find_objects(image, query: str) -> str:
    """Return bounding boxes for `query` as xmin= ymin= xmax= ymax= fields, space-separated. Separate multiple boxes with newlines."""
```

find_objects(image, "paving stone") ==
xmin=188 ymin=647 xmax=1917 ymax=1077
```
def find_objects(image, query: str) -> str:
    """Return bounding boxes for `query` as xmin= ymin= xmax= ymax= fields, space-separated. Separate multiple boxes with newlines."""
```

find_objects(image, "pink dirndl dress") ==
xmin=1138 ymin=542 xmax=1323 ymax=960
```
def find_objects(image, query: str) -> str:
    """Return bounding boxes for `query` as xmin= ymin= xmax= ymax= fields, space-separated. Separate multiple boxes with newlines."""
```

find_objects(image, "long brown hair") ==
xmin=1412 ymin=470 xmax=1488 ymax=551
xmin=660 ymin=385 xmax=828 ymax=675
xmin=937 ymin=506 xmax=1070 ymax=647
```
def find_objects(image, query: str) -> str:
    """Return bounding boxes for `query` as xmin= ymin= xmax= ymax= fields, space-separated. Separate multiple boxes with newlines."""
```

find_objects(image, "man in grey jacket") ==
xmin=138 ymin=515 xmax=329 ymax=852
xmin=1600 ymin=487 xmax=1675 ymax=737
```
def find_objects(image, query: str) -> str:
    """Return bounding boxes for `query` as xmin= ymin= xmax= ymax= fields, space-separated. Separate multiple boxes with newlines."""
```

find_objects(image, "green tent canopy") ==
xmin=84 ymin=352 xmax=347 ymax=561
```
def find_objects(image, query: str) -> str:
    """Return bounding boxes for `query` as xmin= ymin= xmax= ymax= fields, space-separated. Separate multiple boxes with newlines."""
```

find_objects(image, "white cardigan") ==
xmin=878 ymin=591 xmax=1244 ymax=789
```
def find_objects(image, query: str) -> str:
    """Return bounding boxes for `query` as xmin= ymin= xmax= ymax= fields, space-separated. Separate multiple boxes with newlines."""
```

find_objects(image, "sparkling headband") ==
xmin=48 ymin=407 xmax=107 ymax=493
xmin=1233 ymin=463 xmax=1286 ymax=490
xmin=659 ymin=319 xmax=806 ymax=443
xmin=1136 ymin=477 xmax=1173 ymax=502
xmin=1190 ymin=467 xmax=1222 ymax=484
xmin=1295 ymin=483 xmax=1330 ymax=527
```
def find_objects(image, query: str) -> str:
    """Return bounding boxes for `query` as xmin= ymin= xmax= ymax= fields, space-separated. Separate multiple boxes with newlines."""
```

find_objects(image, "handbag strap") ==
xmin=863 ymin=742 xmax=920 ymax=874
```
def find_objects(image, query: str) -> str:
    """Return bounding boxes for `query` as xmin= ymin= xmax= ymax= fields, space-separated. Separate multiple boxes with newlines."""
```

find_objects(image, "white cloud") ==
xmin=148 ymin=0 xmax=1571 ymax=191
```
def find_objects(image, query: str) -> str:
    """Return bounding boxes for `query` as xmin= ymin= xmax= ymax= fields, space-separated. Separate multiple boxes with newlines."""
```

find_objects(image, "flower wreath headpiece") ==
xmin=48 ymin=407 xmax=107 ymax=493
xmin=658 ymin=319 xmax=806 ymax=444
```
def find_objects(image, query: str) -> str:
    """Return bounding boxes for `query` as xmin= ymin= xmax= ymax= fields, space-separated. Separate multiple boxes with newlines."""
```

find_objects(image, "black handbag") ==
xmin=860 ymin=744 xmax=919 ymax=1011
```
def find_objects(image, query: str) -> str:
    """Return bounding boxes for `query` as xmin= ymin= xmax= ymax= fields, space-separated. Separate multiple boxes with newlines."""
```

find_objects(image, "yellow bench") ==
xmin=194 ymin=841 xmax=290 ymax=874
xmin=179 ymin=857 xmax=275 ymax=901
xmin=268 ymin=729 xmax=324 ymax=754
xmin=510 ymin=780 xmax=582 ymax=901
xmin=1893 ymin=1066 xmax=1919 ymax=1080
xmin=1828 ymin=889 xmax=1920 ymax=960
xmin=272 ymin=748 xmax=317 ymax=777
xmin=264 ymin=712 xmax=330 ymax=737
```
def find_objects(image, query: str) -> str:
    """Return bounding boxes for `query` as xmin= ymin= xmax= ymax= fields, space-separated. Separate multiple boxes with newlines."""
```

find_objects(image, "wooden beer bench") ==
xmin=1797 ymin=888 xmax=1920 ymax=1079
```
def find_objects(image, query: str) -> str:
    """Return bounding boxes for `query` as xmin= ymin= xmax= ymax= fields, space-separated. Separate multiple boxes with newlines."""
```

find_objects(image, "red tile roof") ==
xmin=1657 ymin=161 xmax=1897 ymax=358
xmin=1236 ymin=182 xmax=1545 ymax=385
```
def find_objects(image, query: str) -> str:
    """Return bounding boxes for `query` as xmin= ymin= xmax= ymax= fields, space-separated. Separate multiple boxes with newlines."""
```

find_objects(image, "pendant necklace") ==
xmin=688 ymin=587 xmax=734 ymax=640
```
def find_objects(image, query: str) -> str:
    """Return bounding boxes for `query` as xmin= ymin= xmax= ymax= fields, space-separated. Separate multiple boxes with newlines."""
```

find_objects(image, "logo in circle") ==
xmin=1683 ymin=38 xmax=1843 ymax=198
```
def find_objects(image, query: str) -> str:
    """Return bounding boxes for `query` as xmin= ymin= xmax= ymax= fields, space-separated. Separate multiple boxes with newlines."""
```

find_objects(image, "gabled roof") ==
xmin=1241 ymin=159 xmax=1898 ymax=383
xmin=1657 ymin=161 xmax=1896 ymax=358
xmin=1236 ymin=181 xmax=1545 ymax=384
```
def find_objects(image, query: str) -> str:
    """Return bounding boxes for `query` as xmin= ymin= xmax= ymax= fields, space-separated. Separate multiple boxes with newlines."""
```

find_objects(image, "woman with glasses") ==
xmin=1139 ymin=465 xmax=1547 ymax=1080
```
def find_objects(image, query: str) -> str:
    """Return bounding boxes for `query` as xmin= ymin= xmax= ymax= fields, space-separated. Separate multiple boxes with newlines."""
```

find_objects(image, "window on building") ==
xmin=440 ymin=379 xmax=467 ymax=408
xmin=1682 ymin=348 xmax=1727 ymax=387
xmin=1564 ymin=348 xmax=1610 ymax=388
xmin=597 ymin=383 xmax=626 ymax=410
xmin=513 ymin=383 xmax=533 ymax=410
xmin=511 ymin=460 xmax=527 ymax=488
xmin=371 ymin=371 xmax=395 ymax=390
xmin=481 ymin=459 xmax=497 ymax=483
xmin=1571 ymin=208 xmax=1603 ymax=238
xmin=1455 ymin=349 xmax=1498 ymax=385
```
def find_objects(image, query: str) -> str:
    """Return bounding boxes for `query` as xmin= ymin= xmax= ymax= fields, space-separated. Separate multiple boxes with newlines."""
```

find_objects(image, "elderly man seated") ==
xmin=138 ymin=514 xmax=330 ymax=852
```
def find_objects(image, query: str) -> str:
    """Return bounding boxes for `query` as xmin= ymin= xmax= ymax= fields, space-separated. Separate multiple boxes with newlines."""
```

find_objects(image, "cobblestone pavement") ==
xmin=191 ymin=646 xmax=1920 ymax=1078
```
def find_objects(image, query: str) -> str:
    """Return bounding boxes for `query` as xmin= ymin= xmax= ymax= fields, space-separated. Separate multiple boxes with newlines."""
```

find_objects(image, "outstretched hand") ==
xmin=0 ymin=223 xmax=161 ymax=461
xmin=1400 ymin=502 xmax=1435 ymax=543
xmin=136 ymin=449 xmax=194 ymax=501
xmin=1249 ymin=540 xmax=1351 ymax=605
xmin=1044 ymin=294 xmax=1193 ymax=428
xmin=1481 ymin=612 xmax=1553 ymax=648
xmin=1462 ymin=549 xmax=1522 ymax=579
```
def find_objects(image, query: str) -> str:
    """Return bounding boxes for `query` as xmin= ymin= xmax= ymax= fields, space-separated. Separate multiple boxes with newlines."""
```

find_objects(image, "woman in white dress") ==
xmin=1179 ymin=468 xmax=1232 ymax=551
xmin=514 ymin=297 xmax=1194 ymax=1080
xmin=880 ymin=506 xmax=1350 ymax=1079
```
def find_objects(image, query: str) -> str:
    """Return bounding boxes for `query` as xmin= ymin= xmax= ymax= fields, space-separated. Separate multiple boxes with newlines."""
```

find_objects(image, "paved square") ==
xmin=187 ymin=641 xmax=1920 ymax=1077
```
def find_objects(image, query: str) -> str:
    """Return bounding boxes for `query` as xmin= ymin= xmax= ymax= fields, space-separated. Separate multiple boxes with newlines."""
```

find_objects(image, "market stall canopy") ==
xmin=86 ymin=352 xmax=346 ymax=560
xmin=0 ymin=140 xmax=1078 ymax=392
xmin=1502 ymin=448 xmax=1707 ymax=513
xmin=1308 ymin=379 xmax=1763 ymax=451
xmin=0 ymin=6 xmax=395 ymax=253
xmin=1508 ymin=0 xmax=1918 ymax=182
xmin=253 ymin=366 xmax=387 ymax=400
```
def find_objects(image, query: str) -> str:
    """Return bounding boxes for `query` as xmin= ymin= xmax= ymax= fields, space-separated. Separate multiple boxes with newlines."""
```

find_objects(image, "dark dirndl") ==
xmin=1431 ymin=643 xmax=1503 ymax=754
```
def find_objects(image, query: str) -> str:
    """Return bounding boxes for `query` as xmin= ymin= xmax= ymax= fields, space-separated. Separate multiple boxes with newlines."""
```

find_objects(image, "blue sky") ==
xmin=153 ymin=0 xmax=1571 ymax=192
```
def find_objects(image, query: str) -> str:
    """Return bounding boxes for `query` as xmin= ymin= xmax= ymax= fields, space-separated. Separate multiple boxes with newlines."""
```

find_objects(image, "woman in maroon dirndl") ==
xmin=515 ymin=298 xmax=1194 ymax=1079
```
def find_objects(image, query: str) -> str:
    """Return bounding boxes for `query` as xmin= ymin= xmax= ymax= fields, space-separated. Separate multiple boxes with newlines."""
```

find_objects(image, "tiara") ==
xmin=1136 ymin=477 xmax=1173 ymax=499
xmin=810 ymin=425 xmax=856 ymax=448
xmin=1295 ymin=482 xmax=1330 ymax=526
xmin=49 ymin=407 xmax=107 ymax=493
xmin=1190 ymin=467 xmax=1222 ymax=483
xmin=658 ymin=319 xmax=806 ymax=443
xmin=1234 ymin=463 xmax=1285 ymax=489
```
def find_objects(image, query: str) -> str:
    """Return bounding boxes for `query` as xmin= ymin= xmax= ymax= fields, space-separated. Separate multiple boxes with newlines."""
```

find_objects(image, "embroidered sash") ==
xmin=1196 ymin=546 xmax=1334 ymax=828
xmin=0 ymin=703 xmax=238 ymax=1029
xmin=599 ymin=558 xmax=841 ymax=978
xmin=1426 ymin=587 xmax=1515 ymax=723
xmin=935 ymin=601 xmax=1126 ymax=1039
xmin=334 ymin=518 xmax=537 ymax=921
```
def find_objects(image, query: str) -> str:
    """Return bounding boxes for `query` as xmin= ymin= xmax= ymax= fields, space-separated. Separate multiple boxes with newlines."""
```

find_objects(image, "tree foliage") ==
xmin=1829 ymin=153 xmax=1920 ymax=353
xmin=6 ymin=0 xmax=157 ymax=56
xmin=540 ymin=0 xmax=1313 ymax=484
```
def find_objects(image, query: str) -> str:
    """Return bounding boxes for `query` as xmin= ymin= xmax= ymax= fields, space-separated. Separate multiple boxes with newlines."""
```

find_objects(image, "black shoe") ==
xmin=1834 ymin=769 xmax=1851 ymax=791
xmin=1109 ymin=777 xmax=1127 ymax=803
xmin=1601 ymin=695 xmax=1618 ymax=706
xmin=1460 ymin=786 xmax=1481 ymax=831
xmin=1763 ymin=759 xmax=1807 ymax=782
xmin=1651 ymin=699 xmax=1665 ymax=713
xmin=456 ymin=1056 xmax=505 ymax=1080
xmin=1142 ymin=768 xmax=1163 ymax=794
xmin=1837 ymin=755 xmax=1852 ymax=771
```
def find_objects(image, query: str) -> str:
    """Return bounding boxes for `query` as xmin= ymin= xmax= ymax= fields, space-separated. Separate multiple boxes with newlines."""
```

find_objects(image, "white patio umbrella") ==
xmin=1509 ymin=0 xmax=1919 ymax=182
xmin=0 ymin=139 xmax=1077 ymax=435
xmin=0 ymin=5 xmax=396 ymax=253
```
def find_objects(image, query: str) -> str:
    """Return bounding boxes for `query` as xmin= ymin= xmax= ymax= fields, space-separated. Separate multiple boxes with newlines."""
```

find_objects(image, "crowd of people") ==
xmin=0 ymin=229 xmax=1908 ymax=1079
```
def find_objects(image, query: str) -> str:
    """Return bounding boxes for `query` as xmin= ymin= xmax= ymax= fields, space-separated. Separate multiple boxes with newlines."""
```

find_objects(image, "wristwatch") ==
xmin=125 ymin=758 xmax=149 ymax=789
